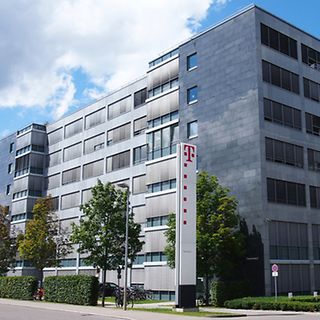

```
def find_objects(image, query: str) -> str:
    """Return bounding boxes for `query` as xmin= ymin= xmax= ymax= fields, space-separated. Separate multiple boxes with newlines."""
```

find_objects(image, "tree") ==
xmin=165 ymin=171 xmax=244 ymax=305
xmin=0 ymin=206 xmax=16 ymax=275
xmin=70 ymin=180 xmax=143 ymax=307
xmin=18 ymin=197 xmax=70 ymax=285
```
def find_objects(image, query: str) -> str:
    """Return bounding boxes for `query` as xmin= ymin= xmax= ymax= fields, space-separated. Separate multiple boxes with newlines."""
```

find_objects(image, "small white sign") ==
xmin=272 ymin=271 xmax=278 ymax=277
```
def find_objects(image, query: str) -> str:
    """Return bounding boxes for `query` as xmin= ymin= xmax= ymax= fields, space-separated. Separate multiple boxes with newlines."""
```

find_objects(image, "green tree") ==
xmin=165 ymin=171 xmax=244 ymax=305
xmin=0 ymin=206 xmax=16 ymax=275
xmin=70 ymin=180 xmax=143 ymax=307
xmin=18 ymin=197 xmax=70 ymax=285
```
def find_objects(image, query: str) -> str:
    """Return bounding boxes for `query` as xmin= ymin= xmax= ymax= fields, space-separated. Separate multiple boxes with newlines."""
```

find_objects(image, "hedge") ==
xmin=224 ymin=297 xmax=320 ymax=312
xmin=44 ymin=275 xmax=99 ymax=306
xmin=211 ymin=280 xmax=251 ymax=307
xmin=0 ymin=276 xmax=37 ymax=300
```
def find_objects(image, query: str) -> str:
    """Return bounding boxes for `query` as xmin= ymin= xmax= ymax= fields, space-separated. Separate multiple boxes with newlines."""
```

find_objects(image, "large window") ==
xmin=83 ymin=159 xmax=104 ymax=180
xmin=145 ymin=252 xmax=167 ymax=262
xmin=133 ymin=175 xmax=146 ymax=194
xmin=84 ymin=133 xmax=105 ymax=155
xmin=133 ymin=145 xmax=147 ymax=165
xmin=304 ymin=77 xmax=320 ymax=102
xmin=264 ymin=98 xmax=301 ymax=130
xmin=48 ymin=150 xmax=62 ymax=167
xmin=62 ymin=167 xmax=81 ymax=185
xmin=302 ymin=43 xmax=320 ymax=70
xmin=85 ymin=107 xmax=106 ymax=129
xmin=308 ymin=148 xmax=320 ymax=172
xmin=306 ymin=112 xmax=320 ymax=136
xmin=106 ymin=150 xmax=130 ymax=172
xmin=262 ymin=60 xmax=299 ymax=94
xmin=310 ymin=186 xmax=320 ymax=209
xmin=265 ymin=137 xmax=303 ymax=168
xmin=134 ymin=88 xmax=147 ymax=108
xmin=65 ymin=118 xmax=83 ymax=138
xmin=134 ymin=116 xmax=147 ymax=136
xmin=46 ymin=173 xmax=60 ymax=190
xmin=187 ymin=86 xmax=198 ymax=104
xmin=147 ymin=179 xmax=176 ymax=193
xmin=147 ymin=215 xmax=168 ymax=227
xmin=147 ymin=124 xmax=179 ymax=160
xmin=187 ymin=53 xmax=197 ymax=70
xmin=147 ymin=111 xmax=178 ymax=129
xmin=269 ymin=221 xmax=308 ymax=260
xmin=260 ymin=23 xmax=297 ymax=59
xmin=63 ymin=142 xmax=82 ymax=162
xmin=312 ymin=225 xmax=320 ymax=259
xmin=148 ymin=78 xmax=179 ymax=98
xmin=48 ymin=127 xmax=63 ymax=145
xmin=108 ymin=96 xmax=131 ymax=120
xmin=149 ymin=48 xmax=179 ymax=68
xmin=267 ymin=178 xmax=306 ymax=206
xmin=187 ymin=121 xmax=198 ymax=139
xmin=61 ymin=192 xmax=79 ymax=210
xmin=107 ymin=123 xmax=130 ymax=145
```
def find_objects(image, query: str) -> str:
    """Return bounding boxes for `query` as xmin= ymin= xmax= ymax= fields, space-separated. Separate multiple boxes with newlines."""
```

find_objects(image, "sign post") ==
xmin=271 ymin=264 xmax=279 ymax=301
xmin=175 ymin=143 xmax=197 ymax=309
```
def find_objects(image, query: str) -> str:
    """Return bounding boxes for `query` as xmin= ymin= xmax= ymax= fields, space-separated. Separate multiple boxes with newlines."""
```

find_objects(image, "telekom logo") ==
xmin=184 ymin=144 xmax=196 ymax=163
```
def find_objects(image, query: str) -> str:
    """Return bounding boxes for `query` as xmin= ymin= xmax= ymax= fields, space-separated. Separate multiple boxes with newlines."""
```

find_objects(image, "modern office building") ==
xmin=1 ymin=5 xmax=320 ymax=297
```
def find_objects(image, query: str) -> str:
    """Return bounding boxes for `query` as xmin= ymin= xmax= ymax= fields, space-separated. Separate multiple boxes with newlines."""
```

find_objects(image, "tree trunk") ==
xmin=204 ymin=275 xmax=209 ymax=306
xmin=101 ymin=268 xmax=106 ymax=307
xmin=39 ymin=269 xmax=44 ymax=288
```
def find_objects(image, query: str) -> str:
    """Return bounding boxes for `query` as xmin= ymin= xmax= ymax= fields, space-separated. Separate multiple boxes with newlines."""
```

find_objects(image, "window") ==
xmin=187 ymin=53 xmax=197 ymax=70
xmin=148 ymin=78 xmax=179 ymax=98
xmin=61 ymin=192 xmax=80 ymax=210
xmin=302 ymin=44 xmax=320 ymax=70
xmin=145 ymin=252 xmax=167 ymax=262
xmin=46 ymin=173 xmax=60 ymax=190
xmin=308 ymin=148 xmax=320 ymax=172
xmin=108 ymin=95 xmax=131 ymax=120
xmin=310 ymin=186 xmax=320 ymax=209
xmin=147 ymin=215 xmax=168 ymax=227
xmin=133 ymin=145 xmax=147 ymax=165
xmin=59 ymin=258 xmax=77 ymax=268
xmin=106 ymin=150 xmax=130 ymax=172
xmin=148 ymin=111 xmax=179 ymax=129
xmin=187 ymin=86 xmax=198 ymax=104
xmin=13 ymin=190 xmax=28 ymax=199
xmin=267 ymin=178 xmax=306 ymax=206
xmin=304 ymin=77 xmax=320 ymax=102
xmin=51 ymin=197 xmax=59 ymax=211
xmin=260 ymin=24 xmax=297 ymax=59
xmin=83 ymin=159 xmax=104 ymax=180
xmin=147 ymin=124 xmax=179 ymax=160
xmin=107 ymin=123 xmax=130 ymax=145
xmin=84 ymin=133 xmax=105 ymax=154
xmin=147 ymin=179 xmax=176 ymax=193
xmin=265 ymin=137 xmax=303 ymax=168
xmin=6 ymin=184 xmax=11 ymax=195
xmin=63 ymin=142 xmax=82 ymax=162
xmin=134 ymin=88 xmax=147 ymax=108
xmin=85 ymin=107 xmax=105 ymax=130
xmin=187 ymin=121 xmax=198 ymax=139
xmin=149 ymin=48 xmax=179 ymax=68
xmin=262 ymin=60 xmax=299 ymax=94
xmin=133 ymin=175 xmax=146 ymax=194
xmin=269 ymin=221 xmax=308 ymax=260
xmin=133 ymin=254 xmax=145 ymax=265
xmin=8 ymin=163 xmax=13 ymax=174
xmin=48 ymin=127 xmax=63 ymax=145
xmin=82 ymin=189 xmax=93 ymax=204
xmin=134 ymin=116 xmax=147 ymax=136
xmin=312 ymin=225 xmax=320 ymax=259
xmin=306 ymin=112 xmax=320 ymax=136
xmin=65 ymin=118 xmax=83 ymax=138
xmin=9 ymin=142 xmax=14 ymax=153
xmin=48 ymin=150 xmax=62 ymax=167
xmin=62 ymin=167 xmax=81 ymax=185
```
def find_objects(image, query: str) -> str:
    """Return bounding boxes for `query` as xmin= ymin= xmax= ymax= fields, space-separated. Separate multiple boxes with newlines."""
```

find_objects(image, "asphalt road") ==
xmin=0 ymin=303 xmax=124 ymax=320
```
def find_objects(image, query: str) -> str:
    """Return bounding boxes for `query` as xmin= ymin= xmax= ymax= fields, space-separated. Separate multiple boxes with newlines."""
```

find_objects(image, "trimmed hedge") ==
xmin=211 ymin=280 xmax=251 ymax=307
xmin=0 ymin=276 xmax=37 ymax=300
xmin=224 ymin=297 xmax=320 ymax=312
xmin=44 ymin=275 xmax=99 ymax=306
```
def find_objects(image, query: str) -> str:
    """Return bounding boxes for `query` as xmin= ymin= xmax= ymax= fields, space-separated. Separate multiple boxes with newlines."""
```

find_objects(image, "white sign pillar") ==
xmin=175 ymin=143 xmax=197 ymax=308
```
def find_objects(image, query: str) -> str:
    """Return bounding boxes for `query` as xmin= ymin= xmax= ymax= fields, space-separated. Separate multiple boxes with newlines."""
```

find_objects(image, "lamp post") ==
xmin=118 ymin=183 xmax=130 ymax=311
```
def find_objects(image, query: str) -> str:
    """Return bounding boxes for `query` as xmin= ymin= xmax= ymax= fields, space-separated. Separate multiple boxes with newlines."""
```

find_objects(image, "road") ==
xmin=0 ymin=299 xmax=320 ymax=320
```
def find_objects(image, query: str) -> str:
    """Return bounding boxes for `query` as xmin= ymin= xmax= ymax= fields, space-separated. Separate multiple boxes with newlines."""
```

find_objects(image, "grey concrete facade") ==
xmin=1 ymin=5 xmax=320 ymax=297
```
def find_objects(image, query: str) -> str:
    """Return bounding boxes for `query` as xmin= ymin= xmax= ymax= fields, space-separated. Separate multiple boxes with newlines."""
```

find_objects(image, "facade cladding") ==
xmin=1 ymin=5 xmax=320 ymax=296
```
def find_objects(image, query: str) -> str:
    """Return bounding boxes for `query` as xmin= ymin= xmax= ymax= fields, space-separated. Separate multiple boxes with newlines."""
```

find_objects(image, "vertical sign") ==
xmin=175 ymin=143 xmax=197 ymax=308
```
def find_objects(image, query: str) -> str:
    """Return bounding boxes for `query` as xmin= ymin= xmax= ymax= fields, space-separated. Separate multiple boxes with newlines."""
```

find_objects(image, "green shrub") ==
xmin=211 ymin=280 xmax=251 ymax=307
xmin=224 ymin=296 xmax=320 ymax=312
xmin=0 ymin=276 xmax=37 ymax=300
xmin=44 ymin=275 xmax=99 ymax=306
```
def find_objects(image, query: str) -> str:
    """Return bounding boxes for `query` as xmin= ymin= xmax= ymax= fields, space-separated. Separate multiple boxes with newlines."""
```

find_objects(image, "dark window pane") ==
xmin=306 ymin=113 xmax=312 ymax=133
xmin=310 ymin=186 xmax=317 ymax=208
xmin=297 ymin=184 xmax=306 ymax=206
xmin=273 ymin=102 xmax=282 ymax=123
xmin=287 ymin=182 xmax=297 ymax=205
xmin=283 ymin=105 xmax=293 ymax=126
xmin=295 ymin=146 xmax=304 ymax=168
xmin=293 ymin=109 xmax=301 ymax=129
xmin=285 ymin=143 xmax=295 ymax=165
xmin=276 ymin=180 xmax=286 ymax=203
xmin=265 ymin=138 xmax=274 ymax=160
xmin=269 ymin=28 xmax=279 ymax=50
xmin=267 ymin=178 xmax=275 ymax=202
xmin=281 ymin=69 xmax=291 ymax=90
xmin=261 ymin=24 xmax=269 ymax=45
xmin=271 ymin=64 xmax=281 ymax=86
xmin=262 ymin=61 xmax=270 ymax=82
xmin=291 ymin=73 xmax=299 ymax=94
xmin=274 ymin=140 xmax=284 ymax=162
xmin=289 ymin=38 xmax=298 ymax=59
xmin=304 ymin=78 xmax=310 ymax=98
xmin=264 ymin=98 xmax=272 ymax=120
xmin=310 ymin=81 xmax=319 ymax=102
xmin=279 ymin=33 xmax=289 ymax=55
xmin=301 ymin=44 xmax=308 ymax=64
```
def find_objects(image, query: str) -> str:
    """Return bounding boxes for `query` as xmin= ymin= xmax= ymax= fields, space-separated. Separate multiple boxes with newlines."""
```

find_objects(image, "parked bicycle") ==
xmin=114 ymin=287 xmax=152 ymax=308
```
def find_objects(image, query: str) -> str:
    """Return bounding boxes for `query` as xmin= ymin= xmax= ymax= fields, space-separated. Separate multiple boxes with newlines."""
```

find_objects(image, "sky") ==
xmin=0 ymin=0 xmax=320 ymax=139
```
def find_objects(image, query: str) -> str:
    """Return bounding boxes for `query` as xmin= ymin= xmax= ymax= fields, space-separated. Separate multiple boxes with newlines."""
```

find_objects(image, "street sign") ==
xmin=272 ymin=264 xmax=278 ymax=272
xmin=272 ymin=271 xmax=278 ymax=277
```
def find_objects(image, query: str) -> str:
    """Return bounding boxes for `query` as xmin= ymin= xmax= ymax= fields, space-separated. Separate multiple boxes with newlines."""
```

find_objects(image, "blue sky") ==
xmin=0 ymin=0 xmax=319 ymax=139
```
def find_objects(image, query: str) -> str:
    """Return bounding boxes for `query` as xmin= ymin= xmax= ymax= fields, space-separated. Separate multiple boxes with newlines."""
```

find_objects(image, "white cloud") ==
xmin=0 ymin=0 xmax=228 ymax=120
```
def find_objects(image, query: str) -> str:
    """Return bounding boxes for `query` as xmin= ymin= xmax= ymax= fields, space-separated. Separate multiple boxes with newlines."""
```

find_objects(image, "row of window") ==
xmin=12 ymin=189 xmax=42 ymax=200
xmin=146 ymin=215 xmax=169 ymax=227
xmin=16 ymin=144 xmax=44 ymax=157
xmin=147 ymin=179 xmax=176 ymax=193
xmin=148 ymin=78 xmax=178 ymax=98
xmin=134 ymin=252 xmax=167 ymax=264
xmin=47 ymin=88 xmax=147 ymax=145
xmin=17 ymin=123 xmax=46 ymax=136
